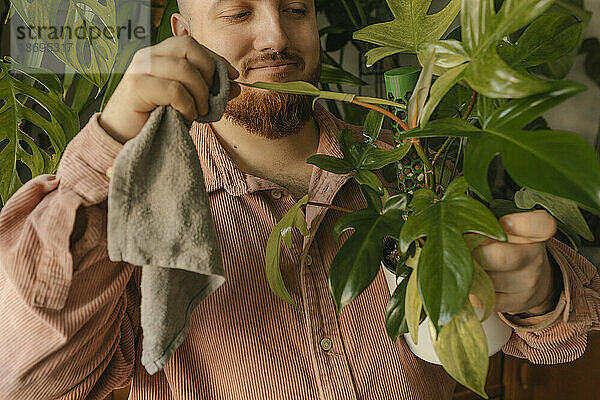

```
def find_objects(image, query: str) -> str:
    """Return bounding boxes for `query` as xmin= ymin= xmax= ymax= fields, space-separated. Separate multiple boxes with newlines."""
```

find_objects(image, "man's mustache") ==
xmin=242 ymin=51 xmax=303 ymax=71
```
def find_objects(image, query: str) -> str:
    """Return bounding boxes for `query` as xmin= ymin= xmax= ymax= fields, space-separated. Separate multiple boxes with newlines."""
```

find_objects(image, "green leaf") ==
xmin=360 ymin=142 xmax=412 ymax=171
xmin=360 ymin=184 xmax=383 ymax=213
xmin=363 ymin=109 xmax=385 ymax=144
xmin=408 ymin=50 xmax=436 ymax=127
xmin=465 ymin=126 xmax=600 ymax=212
xmin=364 ymin=46 xmax=403 ymax=68
xmin=469 ymin=0 xmax=557 ymax=57
xmin=432 ymin=82 xmax=475 ymax=120
xmin=329 ymin=194 xmax=409 ymax=312
xmin=338 ymin=128 xmax=365 ymax=167
xmin=430 ymin=301 xmax=489 ymax=399
xmin=420 ymin=0 xmax=560 ymax=103
xmin=420 ymin=63 xmax=469 ymax=127
xmin=404 ymin=84 xmax=600 ymax=214
xmin=399 ymin=177 xmax=507 ymax=329
xmin=464 ymin=46 xmax=555 ymax=98
xmin=385 ymin=272 xmax=411 ymax=339
xmin=475 ymin=95 xmax=501 ymax=128
xmin=306 ymin=154 xmax=354 ymax=174
xmin=241 ymin=80 xmax=321 ymax=96
xmin=320 ymin=63 xmax=368 ymax=87
xmin=497 ymin=13 xmax=582 ymax=69
xmin=353 ymin=0 xmax=461 ymax=54
xmin=489 ymin=199 xmax=531 ymax=218
xmin=419 ymin=40 xmax=470 ymax=70
xmin=405 ymin=246 xmax=422 ymax=343
xmin=515 ymin=188 xmax=594 ymax=241
xmin=0 ymin=58 xmax=79 ymax=205
xmin=530 ymin=0 xmax=592 ymax=79
xmin=10 ymin=0 xmax=118 ymax=88
xmin=355 ymin=169 xmax=385 ymax=195
xmin=470 ymin=258 xmax=496 ymax=322
xmin=484 ymin=80 xmax=585 ymax=130
xmin=265 ymin=195 xmax=310 ymax=307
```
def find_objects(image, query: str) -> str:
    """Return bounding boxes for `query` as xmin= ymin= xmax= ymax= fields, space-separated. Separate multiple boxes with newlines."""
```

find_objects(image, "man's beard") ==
xmin=223 ymin=51 xmax=321 ymax=139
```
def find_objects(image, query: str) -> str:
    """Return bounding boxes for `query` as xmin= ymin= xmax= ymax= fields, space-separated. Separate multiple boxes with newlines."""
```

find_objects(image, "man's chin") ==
xmin=223 ymin=85 xmax=314 ymax=139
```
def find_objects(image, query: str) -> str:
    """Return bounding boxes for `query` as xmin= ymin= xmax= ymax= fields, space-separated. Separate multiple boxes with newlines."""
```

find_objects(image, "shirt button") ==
xmin=320 ymin=337 xmax=333 ymax=351
xmin=305 ymin=254 xmax=313 ymax=266
xmin=270 ymin=189 xmax=283 ymax=199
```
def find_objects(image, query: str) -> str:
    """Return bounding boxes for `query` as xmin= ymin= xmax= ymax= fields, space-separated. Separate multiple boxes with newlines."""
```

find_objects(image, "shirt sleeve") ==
xmin=0 ymin=113 xmax=139 ymax=400
xmin=500 ymin=238 xmax=600 ymax=364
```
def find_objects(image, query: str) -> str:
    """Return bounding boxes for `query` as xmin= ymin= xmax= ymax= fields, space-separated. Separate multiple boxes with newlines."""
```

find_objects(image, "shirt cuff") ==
xmin=56 ymin=112 xmax=123 ymax=206
xmin=498 ymin=239 xmax=570 ymax=332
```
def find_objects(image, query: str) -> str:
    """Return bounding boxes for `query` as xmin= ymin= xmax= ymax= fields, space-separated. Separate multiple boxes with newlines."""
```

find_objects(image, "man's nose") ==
xmin=253 ymin=12 xmax=291 ymax=53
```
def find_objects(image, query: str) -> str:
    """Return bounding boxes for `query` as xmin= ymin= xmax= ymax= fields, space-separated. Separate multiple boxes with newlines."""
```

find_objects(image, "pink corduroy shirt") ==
xmin=1 ymin=105 xmax=599 ymax=400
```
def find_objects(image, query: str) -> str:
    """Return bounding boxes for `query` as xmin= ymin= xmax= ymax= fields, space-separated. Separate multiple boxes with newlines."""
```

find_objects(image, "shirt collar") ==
xmin=189 ymin=103 xmax=348 ymax=196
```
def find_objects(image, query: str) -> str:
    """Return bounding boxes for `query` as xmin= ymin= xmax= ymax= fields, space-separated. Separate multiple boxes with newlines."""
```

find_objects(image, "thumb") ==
xmin=500 ymin=210 xmax=556 ymax=244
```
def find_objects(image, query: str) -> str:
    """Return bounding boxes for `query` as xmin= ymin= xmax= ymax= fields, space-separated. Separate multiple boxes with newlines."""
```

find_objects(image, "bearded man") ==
xmin=0 ymin=0 xmax=598 ymax=399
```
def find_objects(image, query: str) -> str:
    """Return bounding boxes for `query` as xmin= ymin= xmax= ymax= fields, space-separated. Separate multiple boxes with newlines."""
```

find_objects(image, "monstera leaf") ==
xmin=399 ymin=177 xmax=506 ymax=330
xmin=10 ymin=0 xmax=118 ymax=88
xmin=418 ymin=0 xmax=564 ymax=126
xmin=265 ymin=195 xmax=310 ymax=307
xmin=353 ymin=0 xmax=461 ymax=66
xmin=329 ymin=194 xmax=409 ymax=312
xmin=0 ymin=58 xmax=78 ymax=205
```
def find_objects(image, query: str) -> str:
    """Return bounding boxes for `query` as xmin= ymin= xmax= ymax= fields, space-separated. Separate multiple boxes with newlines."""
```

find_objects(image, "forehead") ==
xmin=199 ymin=0 xmax=312 ymax=10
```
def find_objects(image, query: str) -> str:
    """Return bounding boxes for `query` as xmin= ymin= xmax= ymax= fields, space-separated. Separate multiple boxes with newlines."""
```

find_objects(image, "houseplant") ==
xmin=1 ymin=0 xmax=599 ymax=397
xmin=252 ymin=0 xmax=600 ymax=397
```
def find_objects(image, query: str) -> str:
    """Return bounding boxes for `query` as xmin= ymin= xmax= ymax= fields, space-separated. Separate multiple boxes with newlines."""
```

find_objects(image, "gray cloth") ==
xmin=107 ymin=55 xmax=230 ymax=375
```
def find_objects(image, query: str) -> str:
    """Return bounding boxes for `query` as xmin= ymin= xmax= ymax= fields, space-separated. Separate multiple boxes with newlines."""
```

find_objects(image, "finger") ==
xmin=133 ymin=75 xmax=199 ymax=121
xmin=500 ymin=210 xmax=557 ymax=243
xmin=472 ymin=241 xmax=542 ymax=272
xmin=469 ymin=293 xmax=484 ymax=310
xmin=494 ymin=292 xmax=531 ymax=314
xmin=151 ymin=36 xmax=217 ymax=90
xmin=228 ymin=80 xmax=241 ymax=100
xmin=484 ymin=265 xmax=541 ymax=294
xmin=149 ymin=56 xmax=210 ymax=116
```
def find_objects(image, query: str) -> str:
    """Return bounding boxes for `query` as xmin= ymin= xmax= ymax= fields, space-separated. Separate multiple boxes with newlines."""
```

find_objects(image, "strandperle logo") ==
xmin=9 ymin=1 xmax=152 ymax=76
xmin=15 ymin=20 xmax=147 ymax=42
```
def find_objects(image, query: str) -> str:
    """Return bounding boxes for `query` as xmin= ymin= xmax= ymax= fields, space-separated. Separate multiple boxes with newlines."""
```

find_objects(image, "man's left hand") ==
xmin=470 ymin=210 xmax=562 ymax=316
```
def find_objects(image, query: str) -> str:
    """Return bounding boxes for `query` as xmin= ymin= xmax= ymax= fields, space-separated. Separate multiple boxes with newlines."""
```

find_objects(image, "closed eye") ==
xmin=225 ymin=11 xmax=251 ymax=20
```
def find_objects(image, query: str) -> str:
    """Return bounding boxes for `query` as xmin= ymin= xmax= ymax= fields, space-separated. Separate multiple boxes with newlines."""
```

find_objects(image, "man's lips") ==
xmin=248 ymin=62 xmax=298 ymax=71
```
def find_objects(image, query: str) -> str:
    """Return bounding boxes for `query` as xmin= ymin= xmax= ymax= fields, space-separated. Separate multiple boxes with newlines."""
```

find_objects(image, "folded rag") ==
xmin=107 ymin=55 xmax=230 ymax=374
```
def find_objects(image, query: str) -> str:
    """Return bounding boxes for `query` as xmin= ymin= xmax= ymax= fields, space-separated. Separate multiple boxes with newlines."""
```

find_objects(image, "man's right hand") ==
xmin=99 ymin=35 xmax=240 ymax=144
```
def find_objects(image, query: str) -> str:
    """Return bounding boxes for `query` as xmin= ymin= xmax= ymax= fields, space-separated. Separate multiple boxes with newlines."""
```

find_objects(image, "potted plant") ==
xmin=250 ymin=0 xmax=600 ymax=397
xmin=1 ymin=0 xmax=598 ymax=397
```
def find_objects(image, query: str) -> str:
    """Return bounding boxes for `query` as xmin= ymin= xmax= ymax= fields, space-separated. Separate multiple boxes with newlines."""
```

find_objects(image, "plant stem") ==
xmin=432 ymin=137 xmax=452 ymax=166
xmin=351 ymin=99 xmax=435 ymax=189
xmin=463 ymin=91 xmax=477 ymax=120
xmin=307 ymin=201 xmax=354 ymax=214
xmin=450 ymin=137 xmax=464 ymax=180
xmin=351 ymin=99 xmax=410 ymax=131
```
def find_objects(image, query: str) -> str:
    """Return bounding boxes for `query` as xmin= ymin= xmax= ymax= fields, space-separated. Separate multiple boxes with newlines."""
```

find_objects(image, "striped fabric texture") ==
xmin=0 ymin=105 xmax=599 ymax=400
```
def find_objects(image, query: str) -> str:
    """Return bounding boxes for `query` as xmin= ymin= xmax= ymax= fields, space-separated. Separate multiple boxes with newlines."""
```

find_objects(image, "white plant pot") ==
xmin=382 ymin=263 xmax=512 ymax=365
